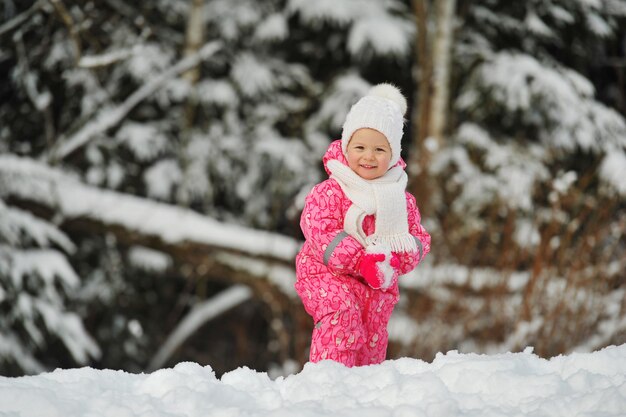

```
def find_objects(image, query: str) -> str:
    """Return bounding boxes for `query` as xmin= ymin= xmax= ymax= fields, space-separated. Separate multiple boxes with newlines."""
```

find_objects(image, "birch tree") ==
xmin=409 ymin=0 xmax=457 ymax=215
xmin=177 ymin=0 xmax=206 ymax=207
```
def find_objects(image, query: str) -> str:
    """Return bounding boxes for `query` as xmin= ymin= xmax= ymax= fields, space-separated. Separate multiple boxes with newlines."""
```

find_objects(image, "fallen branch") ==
xmin=0 ymin=154 xmax=299 ymax=271
xmin=147 ymin=285 xmax=253 ymax=371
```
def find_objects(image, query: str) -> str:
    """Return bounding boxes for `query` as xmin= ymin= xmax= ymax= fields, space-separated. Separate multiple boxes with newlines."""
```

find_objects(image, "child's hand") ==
xmin=358 ymin=248 xmax=398 ymax=290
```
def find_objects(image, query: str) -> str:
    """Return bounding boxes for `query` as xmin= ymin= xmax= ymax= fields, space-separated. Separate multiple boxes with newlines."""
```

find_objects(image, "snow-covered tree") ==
xmin=410 ymin=0 xmax=626 ymax=355
xmin=0 ymin=175 xmax=100 ymax=374
xmin=439 ymin=0 xmax=626 ymax=257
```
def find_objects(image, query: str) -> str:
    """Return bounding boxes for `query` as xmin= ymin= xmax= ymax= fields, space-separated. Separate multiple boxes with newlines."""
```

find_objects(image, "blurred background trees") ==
xmin=0 ymin=0 xmax=624 ymax=377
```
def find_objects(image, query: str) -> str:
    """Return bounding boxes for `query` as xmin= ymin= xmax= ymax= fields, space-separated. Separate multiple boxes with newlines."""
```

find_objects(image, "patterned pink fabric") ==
xmin=295 ymin=140 xmax=431 ymax=367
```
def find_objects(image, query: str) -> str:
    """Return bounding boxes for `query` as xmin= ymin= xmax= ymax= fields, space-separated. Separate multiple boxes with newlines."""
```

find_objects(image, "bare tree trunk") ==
xmin=409 ymin=0 xmax=456 ymax=216
xmin=183 ymin=0 xmax=205 ymax=86
xmin=410 ymin=0 xmax=431 ymax=176
xmin=177 ymin=0 xmax=205 ymax=206
xmin=430 ymin=0 xmax=455 ymax=144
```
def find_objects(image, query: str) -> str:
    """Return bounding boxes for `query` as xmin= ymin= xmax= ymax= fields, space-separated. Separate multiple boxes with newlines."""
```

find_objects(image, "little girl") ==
xmin=295 ymin=83 xmax=431 ymax=367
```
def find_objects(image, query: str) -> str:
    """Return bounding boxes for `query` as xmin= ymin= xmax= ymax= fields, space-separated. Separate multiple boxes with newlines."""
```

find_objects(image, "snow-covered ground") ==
xmin=2 ymin=345 xmax=625 ymax=417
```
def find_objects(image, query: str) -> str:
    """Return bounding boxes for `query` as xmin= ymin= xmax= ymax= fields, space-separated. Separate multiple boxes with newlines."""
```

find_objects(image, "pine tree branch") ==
xmin=0 ymin=0 xmax=45 ymax=38
xmin=48 ymin=41 xmax=222 ymax=163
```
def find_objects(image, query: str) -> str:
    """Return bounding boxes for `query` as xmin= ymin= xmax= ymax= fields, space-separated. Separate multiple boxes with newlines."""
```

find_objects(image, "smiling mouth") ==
xmin=360 ymin=164 xmax=377 ymax=169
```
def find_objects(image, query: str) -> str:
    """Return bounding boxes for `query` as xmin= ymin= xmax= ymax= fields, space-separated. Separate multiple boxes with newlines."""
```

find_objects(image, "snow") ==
xmin=145 ymin=159 xmax=183 ymax=200
xmin=9 ymin=249 xmax=79 ymax=289
xmin=126 ymin=43 xmax=174 ymax=81
xmin=348 ymin=15 xmax=413 ymax=58
xmin=525 ymin=12 xmax=555 ymax=38
xmin=599 ymin=149 xmax=626 ymax=196
xmin=0 ymin=202 xmax=75 ymax=251
xmin=514 ymin=218 xmax=541 ymax=249
xmin=59 ymin=182 xmax=299 ymax=261
xmin=288 ymin=0 xmax=413 ymax=58
xmin=607 ymin=0 xmax=626 ymax=15
xmin=552 ymin=171 xmax=578 ymax=195
xmin=255 ymin=134 xmax=311 ymax=173
xmin=585 ymin=12 xmax=612 ymax=37
xmin=549 ymin=5 xmax=575 ymax=24
xmin=254 ymin=13 xmax=289 ymax=42
xmin=78 ymin=48 xmax=133 ymax=68
xmin=287 ymin=0 xmax=360 ymax=25
xmin=231 ymin=53 xmax=275 ymax=97
xmin=197 ymin=80 xmax=239 ymax=108
xmin=1 ymin=345 xmax=626 ymax=416
xmin=128 ymin=246 xmax=172 ymax=273
xmin=117 ymin=122 xmax=168 ymax=162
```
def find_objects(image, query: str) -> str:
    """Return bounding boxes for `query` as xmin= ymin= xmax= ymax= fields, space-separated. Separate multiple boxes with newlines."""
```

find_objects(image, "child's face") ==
xmin=346 ymin=128 xmax=393 ymax=180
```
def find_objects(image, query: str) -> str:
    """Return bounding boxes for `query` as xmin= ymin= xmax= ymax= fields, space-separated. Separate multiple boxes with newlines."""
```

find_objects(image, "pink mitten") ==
xmin=358 ymin=248 xmax=398 ymax=290
xmin=390 ymin=253 xmax=401 ymax=270
xmin=358 ymin=253 xmax=386 ymax=289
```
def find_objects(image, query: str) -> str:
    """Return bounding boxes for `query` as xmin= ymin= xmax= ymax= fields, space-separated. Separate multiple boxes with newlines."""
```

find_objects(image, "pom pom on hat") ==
xmin=367 ymin=83 xmax=408 ymax=116
xmin=341 ymin=83 xmax=407 ymax=168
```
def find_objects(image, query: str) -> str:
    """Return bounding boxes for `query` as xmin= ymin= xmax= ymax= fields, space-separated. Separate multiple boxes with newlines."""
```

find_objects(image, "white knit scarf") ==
xmin=327 ymin=159 xmax=417 ymax=253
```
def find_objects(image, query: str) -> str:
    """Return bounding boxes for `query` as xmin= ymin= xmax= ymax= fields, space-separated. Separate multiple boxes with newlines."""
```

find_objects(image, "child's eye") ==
xmin=354 ymin=146 xmax=364 ymax=150
xmin=376 ymin=148 xmax=386 ymax=152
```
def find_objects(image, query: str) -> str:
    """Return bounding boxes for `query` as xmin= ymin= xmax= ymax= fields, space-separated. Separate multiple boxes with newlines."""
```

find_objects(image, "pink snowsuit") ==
xmin=295 ymin=140 xmax=431 ymax=367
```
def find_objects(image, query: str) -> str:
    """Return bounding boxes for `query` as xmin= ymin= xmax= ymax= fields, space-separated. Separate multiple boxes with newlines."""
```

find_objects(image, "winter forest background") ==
xmin=0 ymin=0 xmax=625 ymax=378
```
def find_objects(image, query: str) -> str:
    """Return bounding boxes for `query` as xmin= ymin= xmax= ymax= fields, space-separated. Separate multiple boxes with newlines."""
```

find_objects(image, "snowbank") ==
xmin=2 ymin=345 xmax=626 ymax=416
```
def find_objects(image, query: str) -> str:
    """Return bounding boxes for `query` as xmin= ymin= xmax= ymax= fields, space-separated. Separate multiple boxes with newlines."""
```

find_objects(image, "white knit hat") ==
xmin=341 ymin=83 xmax=408 ymax=168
